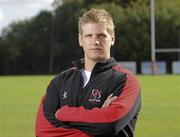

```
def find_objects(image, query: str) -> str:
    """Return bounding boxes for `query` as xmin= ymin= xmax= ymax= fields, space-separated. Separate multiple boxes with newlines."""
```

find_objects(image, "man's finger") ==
xmin=106 ymin=96 xmax=117 ymax=105
xmin=107 ymin=93 xmax=113 ymax=99
xmin=101 ymin=95 xmax=117 ymax=108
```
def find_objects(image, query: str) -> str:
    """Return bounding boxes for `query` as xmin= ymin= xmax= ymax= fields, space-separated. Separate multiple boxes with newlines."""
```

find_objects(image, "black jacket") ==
xmin=35 ymin=58 xmax=141 ymax=137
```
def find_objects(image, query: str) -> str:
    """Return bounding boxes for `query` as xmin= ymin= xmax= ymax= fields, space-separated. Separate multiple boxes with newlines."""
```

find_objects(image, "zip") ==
xmin=77 ymin=71 xmax=84 ymax=106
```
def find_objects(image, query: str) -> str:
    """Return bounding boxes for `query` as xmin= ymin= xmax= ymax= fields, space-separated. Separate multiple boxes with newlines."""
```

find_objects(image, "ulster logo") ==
xmin=89 ymin=89 xmax=102 ymax=104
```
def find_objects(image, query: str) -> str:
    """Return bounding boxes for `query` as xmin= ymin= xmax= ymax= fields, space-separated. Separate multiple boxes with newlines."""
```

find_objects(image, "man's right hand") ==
xmin=101 ymin=94 xmax=117 ymax=109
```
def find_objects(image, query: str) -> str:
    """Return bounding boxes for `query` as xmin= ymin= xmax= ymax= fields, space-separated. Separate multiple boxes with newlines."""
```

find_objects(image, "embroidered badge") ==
xmin=89 ymin=89 xmax=102 ymax=104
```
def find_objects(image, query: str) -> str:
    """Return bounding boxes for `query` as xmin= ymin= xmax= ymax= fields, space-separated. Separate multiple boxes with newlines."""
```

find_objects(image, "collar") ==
xmin=72 ymin=57 xmax=117 ymax=73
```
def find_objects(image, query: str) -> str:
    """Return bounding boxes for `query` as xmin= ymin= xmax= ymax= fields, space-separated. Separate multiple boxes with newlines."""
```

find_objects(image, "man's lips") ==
xmin=90 ymin=48 xmax=102 ymax=51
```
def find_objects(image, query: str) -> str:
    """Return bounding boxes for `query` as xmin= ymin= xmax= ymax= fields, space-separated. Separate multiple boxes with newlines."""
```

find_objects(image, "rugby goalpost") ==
xmin=150 ymin=0 xmax=180 ymax=75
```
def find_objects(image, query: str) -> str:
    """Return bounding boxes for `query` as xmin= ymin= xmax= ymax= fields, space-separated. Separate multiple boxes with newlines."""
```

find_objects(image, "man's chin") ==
xmin=91 ymin=57 xmax=107 ymax=62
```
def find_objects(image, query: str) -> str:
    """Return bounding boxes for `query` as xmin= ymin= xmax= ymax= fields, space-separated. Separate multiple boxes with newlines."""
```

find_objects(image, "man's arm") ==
xmin=55 ymin=73 xmax=141 ymax=136
xmin=35 ymin=75 xmax=93 ymax=137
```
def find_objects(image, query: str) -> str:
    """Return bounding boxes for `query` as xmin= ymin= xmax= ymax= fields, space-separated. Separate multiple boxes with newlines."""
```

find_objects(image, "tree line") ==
xmin=0 ymin=0 xmax=179 ymax=74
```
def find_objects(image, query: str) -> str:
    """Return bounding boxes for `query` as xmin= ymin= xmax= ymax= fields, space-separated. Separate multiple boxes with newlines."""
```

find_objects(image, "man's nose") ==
xmin=92 ymin=37 xmax=100 ymax=46
xmin=94 ymin=40 xmax=100 ymax=46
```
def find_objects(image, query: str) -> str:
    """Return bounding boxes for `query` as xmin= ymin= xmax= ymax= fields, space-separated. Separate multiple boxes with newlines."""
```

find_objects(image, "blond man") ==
xmin=35 ymin=9 xmax=141 ymax=137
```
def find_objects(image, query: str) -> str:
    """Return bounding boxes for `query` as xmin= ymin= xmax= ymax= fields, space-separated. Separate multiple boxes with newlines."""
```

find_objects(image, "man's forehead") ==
xmin=81 ymin=23 xmax=107 ymax=33
xmin=81 ymin=22 xmax=106 ymax=27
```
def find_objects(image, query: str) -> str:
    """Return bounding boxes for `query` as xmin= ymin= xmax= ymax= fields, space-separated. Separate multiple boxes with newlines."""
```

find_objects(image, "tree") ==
xmin=51 ymin=1 xmax=85 ymax=72
xmin=0 ymin=10 xmax=52 ymax=74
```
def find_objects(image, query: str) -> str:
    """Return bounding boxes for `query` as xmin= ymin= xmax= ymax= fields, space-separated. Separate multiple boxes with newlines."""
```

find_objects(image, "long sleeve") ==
xmin=35 ymin=75 xmax=93 ymax=137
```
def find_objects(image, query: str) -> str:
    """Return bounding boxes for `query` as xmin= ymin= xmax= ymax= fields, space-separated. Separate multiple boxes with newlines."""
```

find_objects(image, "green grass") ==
xmin=0 ymin=76 xmax=53 ymax=137
xmin=0 ymin=75 xmax=180 ymax=137
xmin=135 ymin=75 xmax=180 ymax=137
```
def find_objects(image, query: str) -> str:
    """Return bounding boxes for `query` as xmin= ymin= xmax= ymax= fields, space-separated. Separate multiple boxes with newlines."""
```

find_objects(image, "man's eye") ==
xmin=99 ymin=35 xmax=106 ymax=38
xmin=86 ymin=34 xmax=92 ymax=37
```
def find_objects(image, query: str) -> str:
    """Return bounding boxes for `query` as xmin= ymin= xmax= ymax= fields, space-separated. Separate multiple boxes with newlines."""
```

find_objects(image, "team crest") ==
xmin=89 ymin=89 xmax=102 ymax=104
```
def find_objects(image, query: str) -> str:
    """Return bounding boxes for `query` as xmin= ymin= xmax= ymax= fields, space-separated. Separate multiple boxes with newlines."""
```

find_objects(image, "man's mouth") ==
xmin=90 ymin=48 xmax=102 ymax=51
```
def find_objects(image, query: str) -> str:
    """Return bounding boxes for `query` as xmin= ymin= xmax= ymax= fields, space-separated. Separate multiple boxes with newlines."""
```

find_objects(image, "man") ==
xmin=35 ymin=9 xmax=141 ymax=137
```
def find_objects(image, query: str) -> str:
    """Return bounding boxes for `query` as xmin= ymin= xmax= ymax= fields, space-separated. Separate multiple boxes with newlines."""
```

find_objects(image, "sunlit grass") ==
xmin=0 ymin=75 xmax=180 ymax=137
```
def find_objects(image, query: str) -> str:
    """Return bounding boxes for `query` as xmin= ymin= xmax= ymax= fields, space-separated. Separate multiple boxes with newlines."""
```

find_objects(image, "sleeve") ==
xmin=35 ymin=74 xmax=95 ymax=137
xmin=55 ymin=73 xmax=141 ymax=136
xmin=35 ymin=95 xmax=93 ymax=137
xmin=43 ymin=75 xmax=71 ymax=128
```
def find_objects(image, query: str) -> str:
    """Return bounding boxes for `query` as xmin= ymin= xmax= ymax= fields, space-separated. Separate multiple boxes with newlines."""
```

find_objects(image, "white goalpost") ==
xmin=150 ymin=0 xmax=180 ymax=75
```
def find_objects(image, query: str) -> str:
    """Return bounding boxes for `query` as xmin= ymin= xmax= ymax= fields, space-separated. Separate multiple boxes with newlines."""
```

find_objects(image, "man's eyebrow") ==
xmin=97 ymin=33 xmax=106 ymax=35
xmin=85 ymin=33 xmax=92 ymax=35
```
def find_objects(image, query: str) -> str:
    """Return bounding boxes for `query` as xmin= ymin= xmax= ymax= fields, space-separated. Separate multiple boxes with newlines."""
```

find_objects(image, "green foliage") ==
xmin=150 ymin=0 xmax=180 ymax=69
xmin=53 ymin=1 xmax=85 ymax=71
xmin=114 ymin=1 xmax=151 ymax=62
xmin=0 ymin=11 xmax=52 ymax=74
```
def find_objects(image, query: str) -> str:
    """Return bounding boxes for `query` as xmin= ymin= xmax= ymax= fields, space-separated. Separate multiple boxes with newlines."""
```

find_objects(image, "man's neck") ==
xmin=84 ymin=58 xmax=109 ymax=72
xmin=84 ymin=58 xmax=97 ymax=72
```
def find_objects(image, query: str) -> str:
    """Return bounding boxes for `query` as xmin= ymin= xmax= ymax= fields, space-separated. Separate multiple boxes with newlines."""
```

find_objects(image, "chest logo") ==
xmin=63 ymin=91 xmax=68 ymax=99
xmin=89 ymin=89 xmax=102 ymax=104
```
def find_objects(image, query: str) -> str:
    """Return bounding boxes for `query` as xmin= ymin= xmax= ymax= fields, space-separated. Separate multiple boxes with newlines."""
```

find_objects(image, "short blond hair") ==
xmin=78 ymin=9 xmax=115 ymax=34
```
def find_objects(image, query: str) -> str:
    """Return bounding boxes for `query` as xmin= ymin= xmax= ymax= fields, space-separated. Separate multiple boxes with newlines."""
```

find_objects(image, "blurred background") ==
xmin=0 ymin=0 xmax=180 ymax=75
xmin=0 ymin=0 xmax=180 ymax=137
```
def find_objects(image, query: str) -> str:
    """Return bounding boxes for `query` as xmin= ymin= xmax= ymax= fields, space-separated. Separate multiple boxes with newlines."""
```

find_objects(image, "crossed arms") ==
xmin=43 ymin=73 xmax=141 ymax=136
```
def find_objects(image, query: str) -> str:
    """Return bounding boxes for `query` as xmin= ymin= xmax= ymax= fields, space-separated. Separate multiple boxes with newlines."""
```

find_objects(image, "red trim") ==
xmin=56 ymin=66 xmax=140 ymax=123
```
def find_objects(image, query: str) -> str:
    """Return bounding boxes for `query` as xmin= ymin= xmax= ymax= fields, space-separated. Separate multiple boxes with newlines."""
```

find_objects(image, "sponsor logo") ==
xmin=89 ymin=89 xmax=102 ymax=104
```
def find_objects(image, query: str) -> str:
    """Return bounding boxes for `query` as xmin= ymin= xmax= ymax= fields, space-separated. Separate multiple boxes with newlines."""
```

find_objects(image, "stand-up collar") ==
xmin=72 ymin=58 xmax=117 ymax=73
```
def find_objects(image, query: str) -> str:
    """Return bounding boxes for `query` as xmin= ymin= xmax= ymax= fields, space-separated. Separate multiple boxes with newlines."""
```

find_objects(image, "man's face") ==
xmin=79 ymin=22 xmax=115 ymax=62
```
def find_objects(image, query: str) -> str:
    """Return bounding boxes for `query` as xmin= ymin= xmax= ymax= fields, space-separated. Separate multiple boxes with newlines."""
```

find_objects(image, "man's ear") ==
xmin=79 ymin=33 xmax=83 ymax=47
xmin=111 ymin=32 xmax=115 ymax=46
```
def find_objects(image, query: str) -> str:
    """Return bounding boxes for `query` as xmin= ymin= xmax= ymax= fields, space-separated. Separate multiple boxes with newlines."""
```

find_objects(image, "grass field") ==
xmin=0 ymin=75 xmax=180 ymax=137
